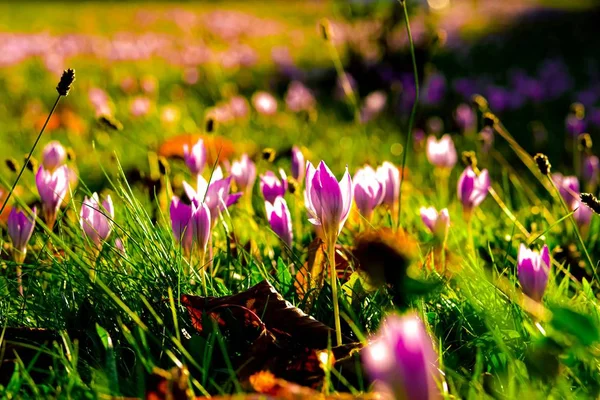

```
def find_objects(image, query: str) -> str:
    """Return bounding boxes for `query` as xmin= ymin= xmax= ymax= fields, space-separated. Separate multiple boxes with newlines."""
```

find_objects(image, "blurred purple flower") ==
xmin=183 ymin=139 xmax=206 ymax=176
xmin=260 ymin=169 xmax=287 ymax=204
xmin=8 ymin=207 xmax=36 ymax=256
xmin=362 ymin=314 xmax=440 ymax=400
xmin=229 ymin=96 xmax=249 ymax=119
xmin=583 ymin=155 xmax=599 ymax=187
xmin=252 ymin=91 xmax=277 ymax=116
xmin=285 ymin=81 xmax=315 ymax=113
xmin=572 ymin=199 xmax=593 ymax=230
xmin=265 ymin=197 xmax=293 ymax=247
xmin=230 ymin=154 xmax=256 ymax=194
xmin=353 ymin=166 xmax=384 ymax=221
xmin=360 ymin=91 xmax=387 ymax=123
xmin=291 ymin=146 xmax=305 ymax=184
xmin=455 ymin=103 xmax=475 ymax=133
xmin=89 ymin=88 xmax=111 ymax=116
xmin=80 ymin=193 xmax=114 ymax=248
xmin=551 ymin=173 xmax=579 ymax=204
xmin=479 ymin=126 xmax=495 ymax=153
xmin=305 ymin=161 xmax=353 ymax=238
xmin=566 ymin=114 xmax=586 ymax=137
xmin=42 ymin=141 xmax=66 ymax=171
xmin=457 ymin=167 xmax=490 ymax=215
xmin=130 ymin=96 xmax=151 ymax=117
xmin=518 ymin=244 xmax=550 ymax=302
xmin=426 ymin=135 xmax=457 ymax=169
xmin=422 ymin=72 xmax=446 ymax=105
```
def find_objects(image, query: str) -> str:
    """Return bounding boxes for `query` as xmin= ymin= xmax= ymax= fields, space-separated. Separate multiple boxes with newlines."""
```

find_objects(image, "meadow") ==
xmin=2 ymin=1 xmax=600 ymax=399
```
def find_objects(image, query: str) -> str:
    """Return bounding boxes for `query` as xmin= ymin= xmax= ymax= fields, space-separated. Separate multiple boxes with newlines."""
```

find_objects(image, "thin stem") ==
xmin=13 ymin=250 xmax=25 ymax=296
xmin=397 ymin=0 xmax=419 ymax=229
xmin=0 ymin=94 xmax=61 ymax=217
xmin=199 ymin=249 xmax=208 ymax=297
xmin=327 ymin=235 xmax=342 ymax=346
xmin=548 ymin=177 xmax=597 ymax=281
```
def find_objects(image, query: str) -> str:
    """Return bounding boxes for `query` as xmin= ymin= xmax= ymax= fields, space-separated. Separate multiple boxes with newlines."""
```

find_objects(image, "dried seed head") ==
xmin=580 ymin=193 xmax=600 ymax=215
xmin=578 ymin=133 xmax=592 ymax=151
xmin=318 ymin=19 xmax=332 ymax=41
xmin=158 ymin=156 xmax=170 ymax=176
xmin=570 ymin=102 xmax=585 ymax=119
xmin=461 ymin=151 xmax=478 ymax=169
xmin=482 ymin=112 xmax=498 ymax=128
xmin=262 ymin=148 xmax=276 ymax=162
xmin=533 ymin=153 xmax=551 ymax=176
xmin=205 ymin=116 xmax=215 ymax=133
xmin=56 ymin=68 xmax=75 ymax=96
xmin=5 ymin=158 xmax=18 ymax=173
xmin=98 ymin=115 xmax=123 ymax=131
xmin=471 ymin=94 xmax=489 ymax=111
xmin=23 ymin=156 xmax=38 ymax=173
xmin=287 ymin=177 xmax=298 ymax=194
xmin=66 ymin=148 xmax=76 ymax=162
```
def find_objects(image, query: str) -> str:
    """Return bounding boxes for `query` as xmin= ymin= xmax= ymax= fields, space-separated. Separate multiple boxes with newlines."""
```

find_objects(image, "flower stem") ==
xmin=397 ymin=0 xmax=419 ymax=229
xmin=13 ymin=250 xmax=25 ymax=296
xmin=0 ymin=94 xmax=62 ymax=218
xmin=199 ymin=249 xmax=208 ymax=297
xmin=327 ymin=235 xmax=342 ymax=346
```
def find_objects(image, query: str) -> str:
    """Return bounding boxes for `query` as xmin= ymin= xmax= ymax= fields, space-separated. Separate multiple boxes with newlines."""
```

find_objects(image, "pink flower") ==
xmin=260 ymin=169 xmax=287 ymax=204
xmin=518 ymin=244 xmax=550 ymax=302
xmin=252 ymin=91 xmax=278 ymax=116
xmin=41 ymin=141 xmax=66 ymax=171
xmin=420 ymin=207 xmax=450 ymax=239
xmin=353 ymin=166 xmax=384 ymax=220
xmin=426 ymin=135 xmax=457 ymax=169
xmin=265 ymin=197 xmax=293 ymax=247
xmin=376 ymin=162 xmax=400 ymax=210
xmin=36 ymin=165 xmax=69 ymax=229
xmin=8 ymin=207 xmax=36 ymax=255
xmin=291 ymin=146 xmax=305 ymax=184
xmin=230 ymin=154 xmax=256 ymax=194
xmin=80 ymin=193 xmax=114 ymax=248
xmin=130 ymin=96 xmax=151 ymax=117
xmin=183 ymin=139 xmax=207 ymax=176
xmin=457 ymin=167 xmax=490 ymax=214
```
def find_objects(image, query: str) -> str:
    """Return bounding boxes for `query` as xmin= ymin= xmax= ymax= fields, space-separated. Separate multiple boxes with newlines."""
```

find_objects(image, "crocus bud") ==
xmin=252 ymin=91 xmax=278 ymax=116
xmin=583 ymin=155 xmax=599 ymax=186
xmin=305 ymin=161 xmax=353 ymax=239
xmin=457 ymin=166 xmax=490 ymax=215
xmin=230 ymin=154 xmax=256 ymax=194
xmin=80 ymin=193 xmax=114 ymax=248
xmin=426 ymin=135 xmax=457 ymax=169
xmin=183 ymin=139 xmax=206 ymax=176
xmin=362 ymin=314 xmax=440 ymax=400
xmin=517 ymin=244 xmax=550 ymax=302
xmin=42 ymin=141 xmax=67 ymax=171
xmin=420 ymin=207 xmax=449 ymax=239
xmin=291 ymin=146 xmax=305 ymax=184
xmin=376 ymin=162 xmax=400 ymax=211
xmin=551 ymin=173 xmax=579 ymax=204
xmin=170 ymin=196 xmax=193 ymax=255
xmin=260 ymin=170 xmax=288 ymax=204
xmin=353 ymin=166 xmax=384 ymax=221
xmin=8 ymin=207 xmax=36 ymax=257
xmin=265 ymin=197 xmax=293 ymax=247
xmin=36 ymin=165 xmax=69 ymax=229
xmin=191 ymin=200 xmax=211 ymax=254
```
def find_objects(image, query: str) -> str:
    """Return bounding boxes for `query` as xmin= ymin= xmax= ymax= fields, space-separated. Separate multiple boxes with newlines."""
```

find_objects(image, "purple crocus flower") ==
xmin=375 ymin=162 xmax=400 ymax=211
xmin=518 ymin=244 xmax=550 ymax=302
xmin=260 ymin=169 xmax=287 ymax=204
xmin=183 ymin=139 xmax=207 ymax=176
xmin=183 ymin=173 xmax=241 ymax=226
xmin=191 ymin=200 xmax=211 ymax=254
xmin=455 ymin=103 xmax=475 ymax=133
xmin=551 ymin=173 xmax=579 ymax=204
xmin=362 ymin=314 xmax=440 ymax=400
xmin=572 ymin=199 xmax=593 ymax=229
xmin=426 ymin=135 xmax=457 ymax=169
xmin=252 ymin=91 xmax=277 ymax=116
xmin=420 ymin=206 xmax=450 ymax=239
xmin=170 ymin=196 xmax=193 ymax=254
xmin=583 ymin=155 xmax=599 ymax=187
xmin=457 ymin=167 xmax=490 ymax=215
xmin=291 ymin=146 xmax=305 ymax=184
xmin=36 ymin=165 xmax=69 ymax=229
xmin=353 ymin=166 xmax=384 ymax=221
xmin=8 ymin=207 xmax=36 ymax=257
xmin=230 ymin=154 xmax=256 ymax=194
xmin=80 ymin=193 xmax=114 ymax=248
xmin=42 ymin=141 xmax=66 ymax=171
xmin=265 ymin=197 xmax=293 ymax=247
xmin=305 ymin=161 xmax=353 ymax=239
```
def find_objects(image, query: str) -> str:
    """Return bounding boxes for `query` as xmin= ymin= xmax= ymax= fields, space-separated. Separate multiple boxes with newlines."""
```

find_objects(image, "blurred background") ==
xmin=0 ymin=0 xmax=599 ymax=193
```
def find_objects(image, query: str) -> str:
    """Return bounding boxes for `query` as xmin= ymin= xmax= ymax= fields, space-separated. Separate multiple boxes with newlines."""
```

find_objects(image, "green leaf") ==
xmin=276 ymin=257 xmax=293 ymax=291
xmin=95 ymin=323 xmax=113 ymax=351
xmin=550 ymin=306 xmax=600 ymax=346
